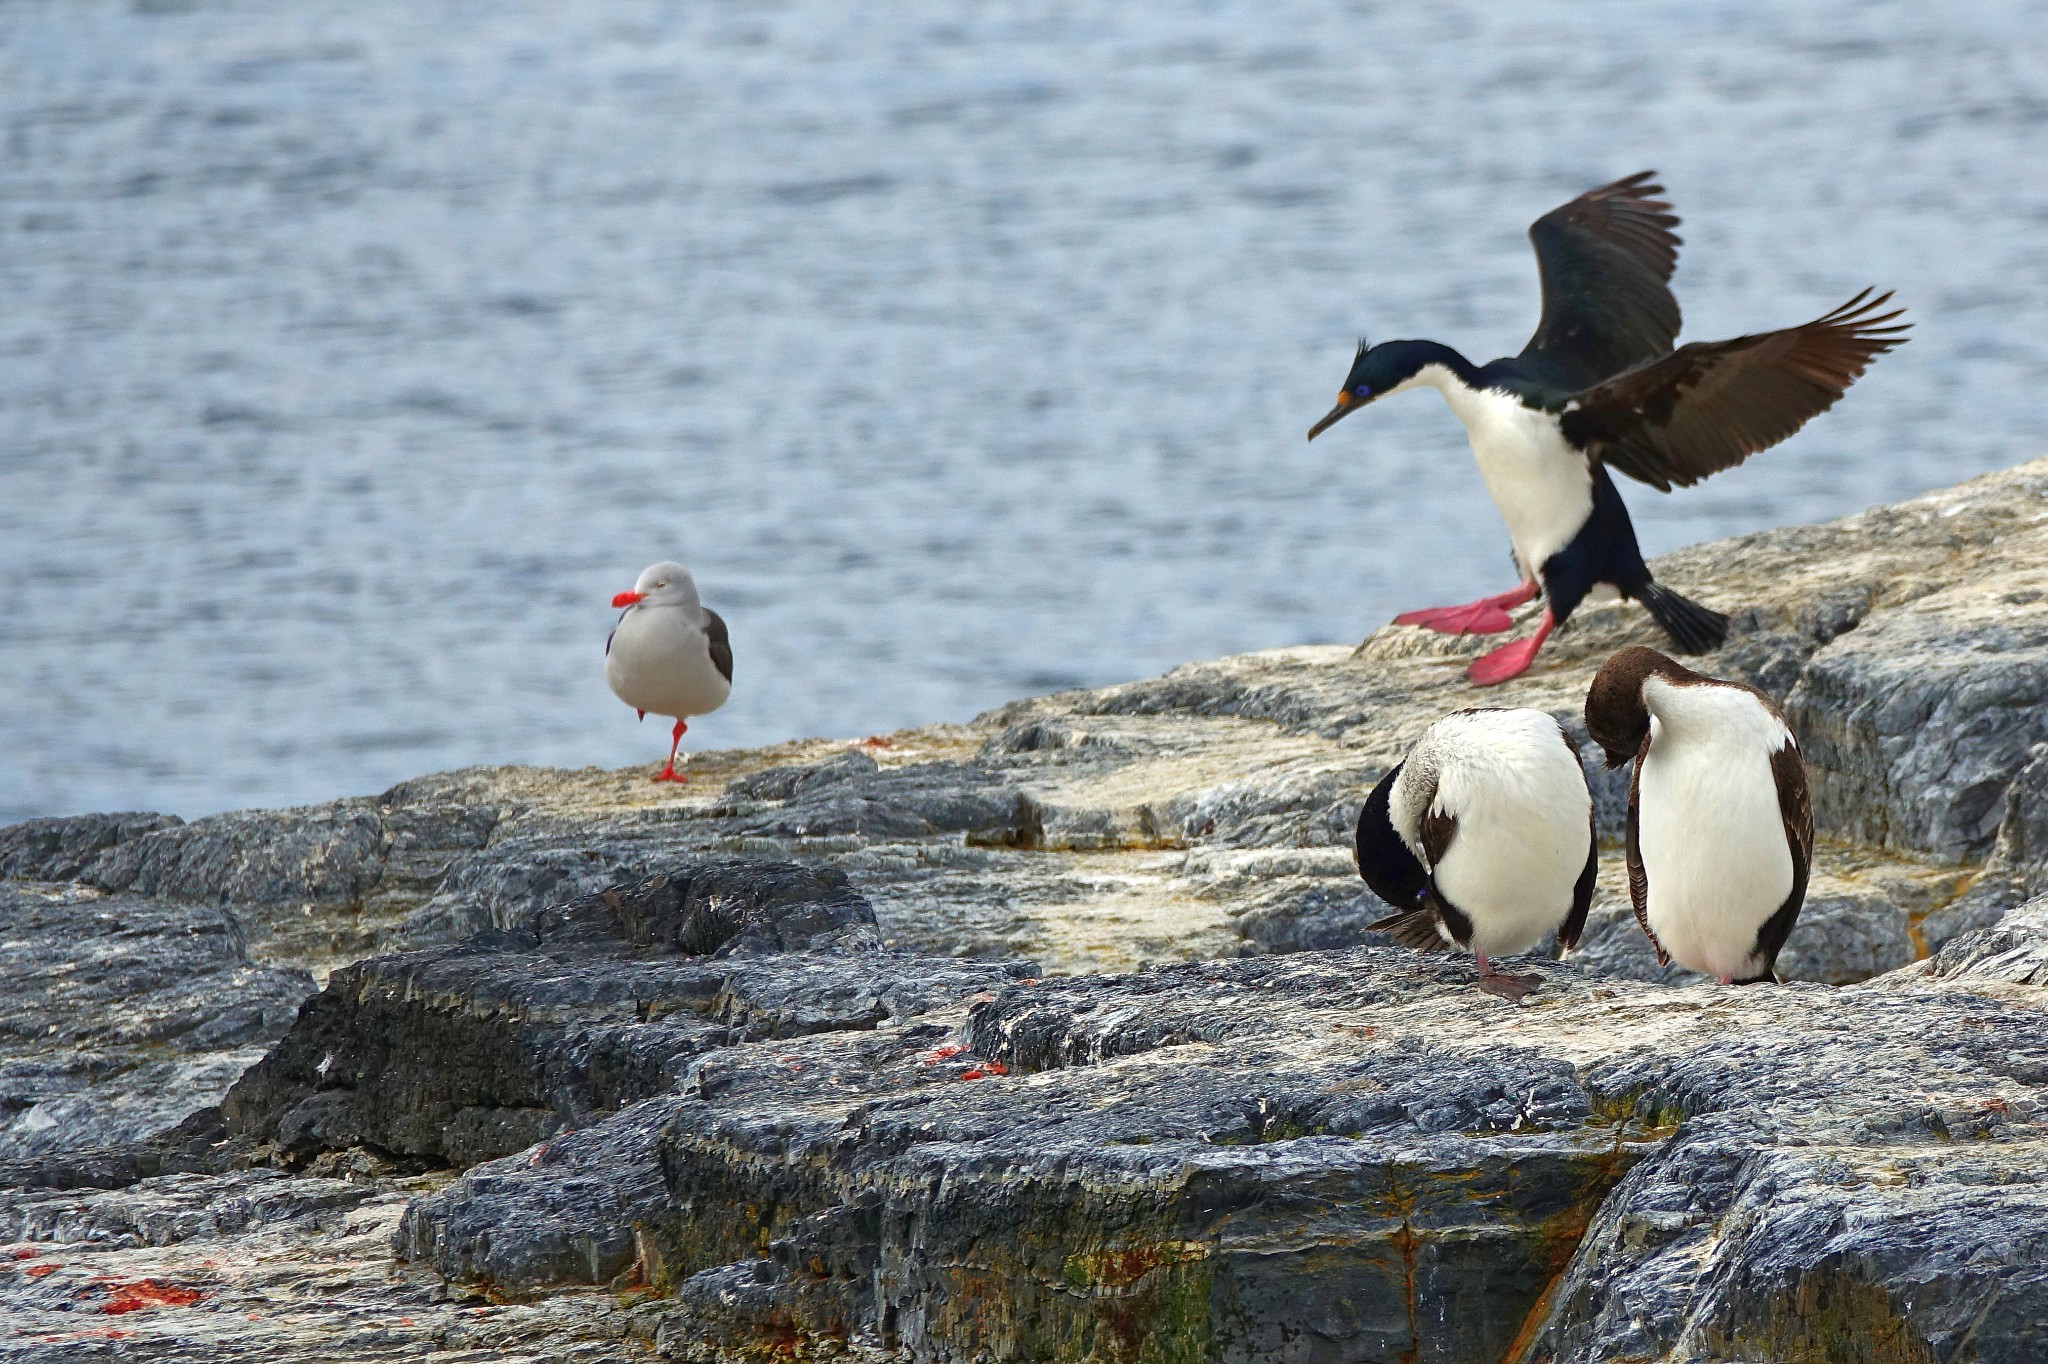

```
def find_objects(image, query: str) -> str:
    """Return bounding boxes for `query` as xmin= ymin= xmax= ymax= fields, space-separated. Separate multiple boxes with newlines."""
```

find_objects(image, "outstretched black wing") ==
xmin=1518 ymin=172 xmax=1683 ymax=392
xmin=1563 ymin=290 xmax=1909 ymax=493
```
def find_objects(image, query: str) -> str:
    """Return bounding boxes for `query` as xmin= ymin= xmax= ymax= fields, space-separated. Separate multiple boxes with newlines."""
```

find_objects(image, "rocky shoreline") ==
xmin=4 ymin=459 xmax=2047 ymax=1361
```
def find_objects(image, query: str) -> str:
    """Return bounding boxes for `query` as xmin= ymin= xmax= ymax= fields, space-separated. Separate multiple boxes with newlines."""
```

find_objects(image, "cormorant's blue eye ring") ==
xmin=1354 ymin=385 xmax=1373 ymax=398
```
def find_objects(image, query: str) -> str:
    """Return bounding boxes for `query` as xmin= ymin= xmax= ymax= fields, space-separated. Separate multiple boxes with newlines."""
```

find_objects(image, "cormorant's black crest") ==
xmin=1342 ymin=339 xmax=1475 ymax=396
xmin=1311 ymin=339 xmax=1482 ymax=441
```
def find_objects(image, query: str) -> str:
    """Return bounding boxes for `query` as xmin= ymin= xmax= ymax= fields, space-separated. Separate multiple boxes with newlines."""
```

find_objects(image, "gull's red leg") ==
xmin=654 ymin=718 xmax=689 ymax=783
xmin=1467 ymin=609 xmax=1556 ymax=687
xmin=1394 ymin=579 xmax=1538 ymax=636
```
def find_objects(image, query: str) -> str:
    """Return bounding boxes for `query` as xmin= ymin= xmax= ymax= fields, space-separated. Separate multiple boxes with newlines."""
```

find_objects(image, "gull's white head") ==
xmin=611 ymin=561 xmax=700 ymax=611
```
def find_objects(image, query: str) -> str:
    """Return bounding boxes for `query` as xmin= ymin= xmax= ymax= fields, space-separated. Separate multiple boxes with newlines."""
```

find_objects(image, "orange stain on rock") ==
xmin=100 ymin=1279 xmax=205 ymax=1314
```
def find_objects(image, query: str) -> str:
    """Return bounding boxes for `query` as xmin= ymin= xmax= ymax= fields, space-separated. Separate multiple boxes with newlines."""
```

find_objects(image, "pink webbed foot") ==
xmin=1468 ymin=636 xmax=1544 ymax=686
xmin=1467 ymin=609 xmax=1557 ymax=687
xmin=1476 ymin=972 xmax=1542 ymax=1001
xmin=1473 ymin=952 xmax=1541 ymax=1001
xmin=1393 ymin=601 xmax=1516 ymax=635
xmin=1394 ymin=581 xmax=1538 ymax=636
xmin=652 ymin=765 xmax=688 ymax=784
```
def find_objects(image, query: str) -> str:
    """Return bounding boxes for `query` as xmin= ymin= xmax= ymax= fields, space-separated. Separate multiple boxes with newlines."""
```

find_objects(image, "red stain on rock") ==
xmin=918 ymin=1044 xmax=967 ymax=1066
xmin=25 ymin=1264 xmax=58 ymax=1279
xmin=100 ymin=1280 xmax=205 ymax=1314
xmin=9 ymin=1248 xmax=41 ymax=1261
xmin=960 ymin=1061 xmax=1010 ymax=1080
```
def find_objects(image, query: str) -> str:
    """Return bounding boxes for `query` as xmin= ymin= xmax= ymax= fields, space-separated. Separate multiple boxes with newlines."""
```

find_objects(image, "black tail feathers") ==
xmin=1635 ymin=579 xmax=1729 ymax=655
xmin=1365 ymin=908 xmax=1454 ymax=954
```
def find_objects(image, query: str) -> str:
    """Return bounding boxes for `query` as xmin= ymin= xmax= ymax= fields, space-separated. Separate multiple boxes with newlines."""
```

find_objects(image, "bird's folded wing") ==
xmin=702 ymin=609 xmax=734 ymax=683
xmin=1624 ymin=736 xmax=1667 ymax=966
xmin=1558 ymin=808 xmax=1598 ymax=952
xmin=1518 ymin=171 xmax=1683 ymax=392
xmin=1772 ymin=741 xmax=1815 ymax=869
xmin=1563 ymin=290 xmax=1909 ymax=492
xmin=1750 ymin=740 xmax=1814 ymax=970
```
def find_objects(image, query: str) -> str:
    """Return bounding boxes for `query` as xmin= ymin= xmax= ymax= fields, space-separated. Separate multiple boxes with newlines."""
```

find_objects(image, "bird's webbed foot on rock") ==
xmin=1476 ymin=971 xmax=1542 ymax=1002
xmin=1467 ymin=609 xmax=1557 ymax=686
xmin=1395 ymin=601 xmax=1517 ymax=635
xmin=1394 ymin=581 xmax=1538 ymax=636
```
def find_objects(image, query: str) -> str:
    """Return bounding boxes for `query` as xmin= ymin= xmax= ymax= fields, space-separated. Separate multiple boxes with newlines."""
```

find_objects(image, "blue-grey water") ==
xmin=3 ymin=1 xmax=2045 ymax=823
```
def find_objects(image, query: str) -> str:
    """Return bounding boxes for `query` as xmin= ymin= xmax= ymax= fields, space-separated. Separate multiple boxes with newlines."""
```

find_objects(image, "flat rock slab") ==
xmin=9 ymin=464 xmax=2048 ymax=991
xmin=7 ymin=462 xmax=2048 ymax=1361
xmin=0 ymin=882 xmax=311 ymax=1162
xmin=215 ymin=862 xmax=2048 ymax=1362
xmin=0 ymin=1169 xmax=658 ymax=1362
xmin=219 ymin=862 xmax=1033 ymax=1170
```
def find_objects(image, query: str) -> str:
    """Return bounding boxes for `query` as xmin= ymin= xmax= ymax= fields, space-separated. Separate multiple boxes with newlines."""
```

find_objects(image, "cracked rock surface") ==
xmin=5 ymin=460 xmax=2048 ymax=1360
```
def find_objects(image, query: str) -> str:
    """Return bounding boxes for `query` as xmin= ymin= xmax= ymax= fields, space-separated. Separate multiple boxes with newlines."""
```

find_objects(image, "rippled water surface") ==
xmin=3 ymin=1 xmax=2045 ymax=821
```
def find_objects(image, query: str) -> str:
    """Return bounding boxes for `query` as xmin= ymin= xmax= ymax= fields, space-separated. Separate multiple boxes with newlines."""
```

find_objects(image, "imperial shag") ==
xmin=1355 ymin=707 xmax=1596 ymax=1001
xmin=1584 ymin=646 xmax=1813 ymax=985
xmin=1306 ymin=172 xmax=1909 ymax=686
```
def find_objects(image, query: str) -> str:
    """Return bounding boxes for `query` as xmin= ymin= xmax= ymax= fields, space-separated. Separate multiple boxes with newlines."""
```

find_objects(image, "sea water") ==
xmin=2 ymin=0 xmax=2043 ymax=820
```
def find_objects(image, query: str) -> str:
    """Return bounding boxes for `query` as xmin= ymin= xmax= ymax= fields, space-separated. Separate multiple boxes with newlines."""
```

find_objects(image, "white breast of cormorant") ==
xmin=1637 ymin=676 xmax=1796 ymax=980
xmin=1390 ymin=708 xmax=1591 ymax=959
xmin=1413 ymin=365 xmax=1595 ymax=582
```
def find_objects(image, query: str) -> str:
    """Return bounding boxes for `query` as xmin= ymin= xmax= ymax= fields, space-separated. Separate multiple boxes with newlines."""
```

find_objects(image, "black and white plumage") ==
xmin=605 ymin=561 xmax=733 ymax=783
xmin=1355 ymin=708 xmax=1597 ymax=1000
xmin=1585 ymin=646 xmax=1812 ymax=984
xmin=1307 ymin=173 xmax=1908 ymax=687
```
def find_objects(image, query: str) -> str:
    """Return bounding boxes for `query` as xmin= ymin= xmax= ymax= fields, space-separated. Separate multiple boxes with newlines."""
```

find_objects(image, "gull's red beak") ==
xmin=611 ymin=590 xmax=646 ymax=608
